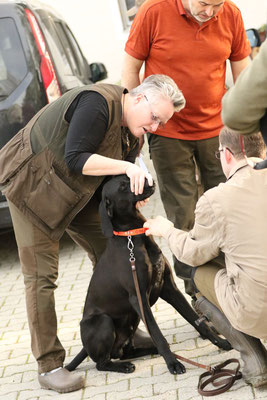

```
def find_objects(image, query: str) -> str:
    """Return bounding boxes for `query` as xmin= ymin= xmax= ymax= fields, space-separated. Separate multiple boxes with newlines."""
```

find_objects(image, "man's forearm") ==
xmin=121 ymin=71 xmax=141 ymax=91
xmin=230 ymin=56 xmax=250 ymax=83
xmin=121 ymin=52 xmax=143 ymax=90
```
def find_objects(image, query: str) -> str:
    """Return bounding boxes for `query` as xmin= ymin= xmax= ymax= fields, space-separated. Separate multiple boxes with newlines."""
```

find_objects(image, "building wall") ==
xmin=43 ymin=0 xmax=267 ymax=84
xmin=234 ymin=0 xmax=267 ymax=30
xmin=41 ymin=0 xmax=128 ymax=83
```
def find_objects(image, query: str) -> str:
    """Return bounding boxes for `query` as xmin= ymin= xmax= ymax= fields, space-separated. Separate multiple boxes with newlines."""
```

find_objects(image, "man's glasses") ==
xmin=215 ymin=147 xmax=234 ymax=159
xmin=144 ymin=95 xmax=165 ymax=128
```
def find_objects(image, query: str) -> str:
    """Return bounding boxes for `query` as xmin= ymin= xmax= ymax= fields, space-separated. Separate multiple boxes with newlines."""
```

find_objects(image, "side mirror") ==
xmin=90 ymin=62 xmax=108 ymax=83
xmin=246 ymin=28 xmax=261 ymax=48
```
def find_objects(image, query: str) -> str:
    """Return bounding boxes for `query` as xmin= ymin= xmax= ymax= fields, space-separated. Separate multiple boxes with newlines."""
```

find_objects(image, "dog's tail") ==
xmin=65 ymin=347 xmax=88 ymax=371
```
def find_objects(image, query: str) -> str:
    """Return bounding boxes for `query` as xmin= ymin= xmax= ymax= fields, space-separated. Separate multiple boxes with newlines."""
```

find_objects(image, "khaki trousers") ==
xmin=193 ymin=263 xmax=224 ymax=312
xmin=8 ymin=195 xmax=107 ymax=373
xmin=149 ymin=134 xmax=225 ymax=294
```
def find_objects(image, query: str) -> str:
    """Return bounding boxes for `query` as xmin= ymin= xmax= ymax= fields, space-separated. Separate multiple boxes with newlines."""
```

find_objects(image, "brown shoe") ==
xmin=38 ymin=367 xmax=85 ymax=393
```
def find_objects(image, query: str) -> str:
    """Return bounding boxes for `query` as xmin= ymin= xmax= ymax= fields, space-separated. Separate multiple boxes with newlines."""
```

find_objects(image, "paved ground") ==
xmin=0 ymin=144 xmax=267 ymax=400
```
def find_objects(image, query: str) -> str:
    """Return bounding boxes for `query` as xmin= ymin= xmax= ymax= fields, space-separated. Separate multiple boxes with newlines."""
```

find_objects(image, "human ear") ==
xmin=224 ymin=148 xmax=232 ymax=164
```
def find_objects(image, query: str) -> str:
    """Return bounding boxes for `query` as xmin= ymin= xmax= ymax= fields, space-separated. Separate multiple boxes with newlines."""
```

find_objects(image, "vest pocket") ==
xmin=25 ymin=166 xmax=80 ymax=229
xmin=0 ymin=128 xmax=33 ymax=187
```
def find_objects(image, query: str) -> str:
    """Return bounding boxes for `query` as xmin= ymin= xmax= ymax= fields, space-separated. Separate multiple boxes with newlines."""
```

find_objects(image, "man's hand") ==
xmin=125 ymin=163 xmax=153 ymax=195
xmin=136 ymin=198 xmax=150 ymax=209
xmin=144 ymin=216 xmax=174 ymax=237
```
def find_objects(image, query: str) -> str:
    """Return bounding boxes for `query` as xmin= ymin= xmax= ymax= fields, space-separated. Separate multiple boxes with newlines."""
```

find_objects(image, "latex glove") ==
xmin=125 ymin=163 xmax=153 ymax=195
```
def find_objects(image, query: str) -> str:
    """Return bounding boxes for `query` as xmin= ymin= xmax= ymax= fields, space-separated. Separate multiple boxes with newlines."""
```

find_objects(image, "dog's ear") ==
xmin=99 ymin=197 xmax=114 ymax=238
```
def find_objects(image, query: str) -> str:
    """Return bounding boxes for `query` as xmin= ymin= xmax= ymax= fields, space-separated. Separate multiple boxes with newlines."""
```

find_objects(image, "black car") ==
xmin=0 ymin=0 xmax=107 ymax=231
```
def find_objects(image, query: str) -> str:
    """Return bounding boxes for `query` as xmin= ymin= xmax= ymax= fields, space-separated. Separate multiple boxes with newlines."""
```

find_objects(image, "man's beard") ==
xmin=188 ymin=0 xmax=214 ymax=22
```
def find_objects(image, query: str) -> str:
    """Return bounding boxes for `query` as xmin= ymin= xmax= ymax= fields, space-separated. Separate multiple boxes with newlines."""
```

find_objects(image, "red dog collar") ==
xmin=113 ymin=227 xmax=148 ymax=236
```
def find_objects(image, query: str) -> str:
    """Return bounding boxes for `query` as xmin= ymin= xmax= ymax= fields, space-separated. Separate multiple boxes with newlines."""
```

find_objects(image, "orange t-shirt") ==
xmin=125 ymin=0 xmax=251 ymax=140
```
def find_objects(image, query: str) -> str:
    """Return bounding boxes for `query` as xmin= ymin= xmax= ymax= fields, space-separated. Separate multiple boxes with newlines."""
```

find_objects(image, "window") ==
xmin=62 ymin=24 xmax=87 ymax=79
xmin=118 ymin=0 xmax=135 ymax=30
xmin=54 ymin=22 xmax=81 ymax=77
xmin=41 ymin=17 xmax=73 ymax=76
xmin=0 ymin=17 xmax=27 ymax=97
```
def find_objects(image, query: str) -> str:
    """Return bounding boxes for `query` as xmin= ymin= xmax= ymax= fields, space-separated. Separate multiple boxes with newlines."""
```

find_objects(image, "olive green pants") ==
xmin=8 ymin=196 xmax=107 ymax=373
xmin=149 ymin=134 xmax=225 ymax=294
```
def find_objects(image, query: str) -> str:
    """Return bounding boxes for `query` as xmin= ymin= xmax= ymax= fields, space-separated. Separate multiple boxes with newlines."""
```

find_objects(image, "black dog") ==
xmin=67 ymin=175 xmax=230 ymax=375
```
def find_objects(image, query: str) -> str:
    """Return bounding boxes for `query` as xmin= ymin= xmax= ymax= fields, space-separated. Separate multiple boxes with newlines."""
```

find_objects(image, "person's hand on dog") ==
xmin=125 ymin=163 xmax=153 ymax=195
xmin=144 ymin=216 xmax=174 ymax=237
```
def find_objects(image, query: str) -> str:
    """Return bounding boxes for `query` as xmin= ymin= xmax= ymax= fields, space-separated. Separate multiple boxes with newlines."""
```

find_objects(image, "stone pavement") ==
xmin=0 ymin=144 xmax=267 ymax=400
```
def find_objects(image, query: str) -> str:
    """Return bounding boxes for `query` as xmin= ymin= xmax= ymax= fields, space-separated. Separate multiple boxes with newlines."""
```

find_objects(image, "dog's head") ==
xmin=99 ymin=174 xmax=155 ymax=237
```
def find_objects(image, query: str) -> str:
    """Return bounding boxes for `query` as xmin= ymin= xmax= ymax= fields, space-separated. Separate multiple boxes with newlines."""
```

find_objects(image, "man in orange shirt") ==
xmin=122 ymin=0 xmax=251 ymax=294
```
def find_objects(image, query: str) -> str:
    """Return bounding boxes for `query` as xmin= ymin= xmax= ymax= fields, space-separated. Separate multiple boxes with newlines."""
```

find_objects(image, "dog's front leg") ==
xmin=129 ymin=294 xmax=186 ymax=375
xmin=160 ymin=269 xmax=231 ymax=351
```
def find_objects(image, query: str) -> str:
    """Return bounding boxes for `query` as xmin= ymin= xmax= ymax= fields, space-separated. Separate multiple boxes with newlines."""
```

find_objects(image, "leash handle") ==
xmin=198 ymin=358 xmax=242 ymax=397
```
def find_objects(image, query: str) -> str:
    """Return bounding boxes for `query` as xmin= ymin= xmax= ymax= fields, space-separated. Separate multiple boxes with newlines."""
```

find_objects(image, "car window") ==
xmin=63 ymin=25 xmax=87 ymax=77
xmin=54 ymin=22 xmax=81 ymax=77
xmin=41 ymin=17 xmax=73 ymax=76
xmin=0 ymin=17 xmax=27 ymax=97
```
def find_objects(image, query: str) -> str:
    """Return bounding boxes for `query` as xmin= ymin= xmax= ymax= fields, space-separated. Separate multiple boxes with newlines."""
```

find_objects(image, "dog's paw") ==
xmin=96 ymin=360 xmax=136 ymax=373
xmin=118 ymin=361 xmax=136 ymax=373
xmin=167 ymin=360 xmax=186 ymax=375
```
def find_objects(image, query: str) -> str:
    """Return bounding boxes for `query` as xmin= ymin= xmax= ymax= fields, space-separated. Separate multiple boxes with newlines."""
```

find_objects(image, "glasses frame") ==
xmin=143 ymin=94 xmax=165 ymax=128
xmin=215 ymin=147 xmax=234 ymax=159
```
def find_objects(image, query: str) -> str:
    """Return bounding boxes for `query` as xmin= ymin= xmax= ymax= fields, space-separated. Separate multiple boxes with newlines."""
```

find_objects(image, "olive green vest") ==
xmin=0 ymin=84 xmax=137 ymax=240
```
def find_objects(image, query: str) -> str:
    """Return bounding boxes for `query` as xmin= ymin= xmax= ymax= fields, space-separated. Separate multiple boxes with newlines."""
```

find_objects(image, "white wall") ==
xmin=234 ymin=0 xmax=267 ymax=30
xmin=42 ymin=0 xmax=267 ymax=84
xmin=41 ymin=0 xmax=127 ymax=84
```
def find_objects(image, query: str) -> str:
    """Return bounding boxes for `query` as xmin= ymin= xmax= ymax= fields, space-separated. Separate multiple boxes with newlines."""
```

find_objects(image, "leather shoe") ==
xmin=38 ymin=367 xmax=85 ymax=393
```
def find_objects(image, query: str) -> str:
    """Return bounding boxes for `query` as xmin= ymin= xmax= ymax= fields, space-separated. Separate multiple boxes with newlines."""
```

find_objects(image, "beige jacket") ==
xmin=164 ymin=160 xmax=267 ymax=339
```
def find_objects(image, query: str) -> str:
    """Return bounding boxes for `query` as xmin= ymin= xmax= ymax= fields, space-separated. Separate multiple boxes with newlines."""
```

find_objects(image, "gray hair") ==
xmin=129 ymin=74 xmax=185 ymax=112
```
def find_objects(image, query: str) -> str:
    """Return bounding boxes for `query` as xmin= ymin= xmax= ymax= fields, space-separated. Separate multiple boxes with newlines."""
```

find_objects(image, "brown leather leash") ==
xmin=197 ymin=358 xmax=242 ymax=396
xmin=123 ymin=233 xmax=242 ymax=397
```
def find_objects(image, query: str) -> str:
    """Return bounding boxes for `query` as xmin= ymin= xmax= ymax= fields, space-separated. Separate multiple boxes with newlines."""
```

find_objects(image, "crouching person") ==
xmin=144 ymin=127 xmax=267 ymax=388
